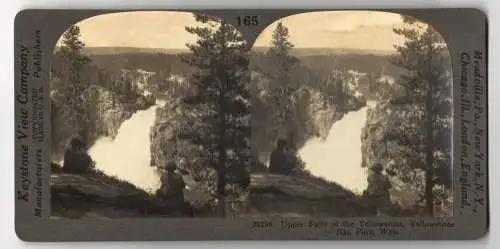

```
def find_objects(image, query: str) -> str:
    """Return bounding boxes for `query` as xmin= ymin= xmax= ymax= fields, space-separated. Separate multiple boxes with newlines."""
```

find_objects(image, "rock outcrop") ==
xmin=247 ymin=173 xmax=375 ymax=217
xmin=149 ymin=98 xmax=185 ymax=168
xmin=51 ymin=172 xmax=152 ymax=219
xmin=51 ymin=163 xmax=205 ymax=219
xmin=307 ymin=91 xmax=339 ymax=140
xmin=360 ymin=101 xmax=389 ymax=170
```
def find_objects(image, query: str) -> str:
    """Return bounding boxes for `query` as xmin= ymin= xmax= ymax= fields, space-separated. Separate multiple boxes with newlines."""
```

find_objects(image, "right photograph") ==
xmin=248 ymin=11 xmax=453 ymax=217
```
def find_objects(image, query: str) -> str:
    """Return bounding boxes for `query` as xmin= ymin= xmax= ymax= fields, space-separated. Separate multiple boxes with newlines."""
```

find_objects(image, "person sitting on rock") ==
xmin=159 ymin=162 xmax=186 ymax=213
xmin=62 ymin=137 xmax=94 ymax=174
xmin=269 ymin=139 xmax=293 ymax=175
xmin=366 ymin=163 xmax=392 ymax=216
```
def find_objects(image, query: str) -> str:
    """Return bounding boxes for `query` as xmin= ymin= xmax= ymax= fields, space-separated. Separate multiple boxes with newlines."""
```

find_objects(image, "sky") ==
xmin=69 ymin=11 xmax=410 ymax=52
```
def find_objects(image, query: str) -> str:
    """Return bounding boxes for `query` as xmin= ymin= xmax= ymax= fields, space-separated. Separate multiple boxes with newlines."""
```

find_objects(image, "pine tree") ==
xmin=55 ymin=25 xmax=91 ymax=142
xmin=386 ymin=16 xmax=452 ymax=216
xmin=267 ymin=22 xmax=298 ymax=69
xmin=265 ymin=22 xmax=300 ymax=141
xmin=180 ymin=14 xmax=251 ymax=216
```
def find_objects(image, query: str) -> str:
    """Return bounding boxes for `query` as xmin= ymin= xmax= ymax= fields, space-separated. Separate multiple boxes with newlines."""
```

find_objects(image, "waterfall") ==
xmin=87 ymin=100 xmax=166 ymax=192
xmin=297 ymin=103 xmax=375 ymax=194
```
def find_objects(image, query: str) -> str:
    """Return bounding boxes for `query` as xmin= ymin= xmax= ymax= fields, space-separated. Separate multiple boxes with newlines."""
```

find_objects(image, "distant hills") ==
xmin=252 ymin=47 xmax=396 ymax=57
xmin=81 ymin=46 xmax=396 ymax=57
xmin=81 ymin=47 xmax=190 ymax=55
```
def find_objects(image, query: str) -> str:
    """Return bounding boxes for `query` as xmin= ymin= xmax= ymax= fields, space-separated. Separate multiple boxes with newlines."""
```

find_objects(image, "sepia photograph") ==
xmin=49 ymin=10 xmax=453 ymax=219
xmin=248 ymin=11 xmax=453 ymax=218
xmin=49 ymin=11 xmax=251 ymax=219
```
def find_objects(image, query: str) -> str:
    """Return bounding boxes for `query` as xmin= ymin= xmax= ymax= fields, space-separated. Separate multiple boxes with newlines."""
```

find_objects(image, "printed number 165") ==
xmin=237 ymin=16 xmax=259 ymax=26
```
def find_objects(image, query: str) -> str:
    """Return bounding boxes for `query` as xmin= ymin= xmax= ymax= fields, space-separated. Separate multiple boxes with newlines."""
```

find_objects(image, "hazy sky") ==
xmin=71 ymin=11 xmax=408 ymax=51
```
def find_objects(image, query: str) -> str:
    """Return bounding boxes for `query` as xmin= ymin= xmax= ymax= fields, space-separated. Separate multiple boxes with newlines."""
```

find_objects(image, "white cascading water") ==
xmin=87 ymin=100 xmax=166 ymax=192
xmin=297 ymin=101 xmax=376 ymax=194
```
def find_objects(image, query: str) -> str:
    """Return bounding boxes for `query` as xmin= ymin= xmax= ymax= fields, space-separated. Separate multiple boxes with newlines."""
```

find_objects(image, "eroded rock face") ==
xmin=360 ymin=100 xmax=391 ymax=169
xmin=308 ymin=91 xmax=342 ymax=140
xmin=149 ymin=98 xmax=183 ymax=169
xmin=84 ymin=86 xmax=134 ymax=137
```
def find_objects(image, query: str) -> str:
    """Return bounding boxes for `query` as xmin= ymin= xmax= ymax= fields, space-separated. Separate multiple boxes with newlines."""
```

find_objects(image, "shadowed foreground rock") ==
xmin=50 ymin=172 xmax=201 ymax=219
xmin=246 ymin=173 xmax=375 ymax=217
xmin=51 ymin=167 xmax=376 ymax=218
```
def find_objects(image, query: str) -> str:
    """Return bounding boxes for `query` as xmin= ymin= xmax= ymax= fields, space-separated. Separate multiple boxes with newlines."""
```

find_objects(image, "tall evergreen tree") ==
xmin=180 ymin=14 xmax=251 ymax=216
xmin=267 ymin=22 xmax=298 ymax=70
xmin=265 ymin=22 xmax=301 ymax=143
xmin=383 ymin=16 xmax=452 ymax=216
xmin=53 ymin=25 xmax=91 ymax=146
xmin=57 ymin=26 xmax=90 ymax=66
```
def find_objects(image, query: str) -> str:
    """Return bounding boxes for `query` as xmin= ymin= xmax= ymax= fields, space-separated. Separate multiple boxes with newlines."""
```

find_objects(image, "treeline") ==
xmin=85 ymin=49 xmax=403 ymax=81
xmin=82 ymin=45 xmax=403 ymax=107
xmin=85 ymin=53 xmax=195 ymax=78
xmin=81 ymin=53 xmax=198 ymax=100
xmin=300 ymin=54 xmax=402 ymax=80
xmin=52 ymin=55 xmax=148 ymax=102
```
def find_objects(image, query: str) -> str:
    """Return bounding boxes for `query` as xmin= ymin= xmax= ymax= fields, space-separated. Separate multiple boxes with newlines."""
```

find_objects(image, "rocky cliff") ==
xmin=360 ymin=101 xmax=388 ymax=170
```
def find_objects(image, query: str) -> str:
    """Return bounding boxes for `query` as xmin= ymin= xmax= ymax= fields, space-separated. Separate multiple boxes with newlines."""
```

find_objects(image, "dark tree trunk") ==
xmin=424 ymin=85 xmax=435 ymax=217
xmin=217 ymin=71 xmax=227 ymax=217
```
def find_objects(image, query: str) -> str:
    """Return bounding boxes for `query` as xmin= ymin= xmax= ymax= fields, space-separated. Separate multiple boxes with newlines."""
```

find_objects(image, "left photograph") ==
xmin=49 ymin=11 xmax=252 ymax=219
